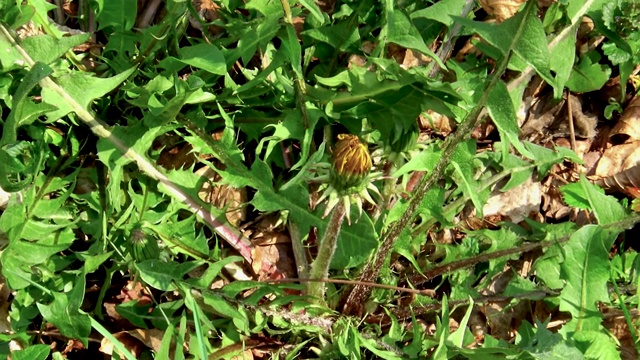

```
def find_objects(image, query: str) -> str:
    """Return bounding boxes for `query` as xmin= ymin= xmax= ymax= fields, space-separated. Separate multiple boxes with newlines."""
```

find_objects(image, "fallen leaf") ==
xmin=99 ymin=331 xmax=146 ymax=358
xmin=479 ymin=0 xmax=527 ymax=22
xmin=128 ymin=328 xmax=166 ymax=353
xmin=483 ymin=177 xmax=542 ymax=223
xmin=420 ymin=110 xmax=456 ymax=136
xmin=197 ymin=166 xmax=247 ymax=227
xmin=522 ymin=93 xmax=597 ymax=142
xmin=0 ymin=273 xmax=15 ymax=355
xmin=610 ymin=96 xmax=640 ymax=143
xmin=591 ymin=141 xmax=640 ymax=192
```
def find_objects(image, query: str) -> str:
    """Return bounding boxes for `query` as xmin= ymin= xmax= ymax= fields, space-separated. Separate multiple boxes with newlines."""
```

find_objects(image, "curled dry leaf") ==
xmin=401 ymin=49 xmax=431 ymax=70
xmin=610 ymin=96 xmax=640 ymax=143
xmin=419 ymin=110 xmax=456 ymax=136
xmin=0 ymin=186 xmax=10 ymax=210
xmin=99 ymin=331 xmax=147 ymax=358
xmin=591 ymin=141 xmax=640 ymax=192
xmin=246 ymin=214 xmax=295 ymax=280
xmin=0 ymin=274 xmax=12 ymax=342
xmin=483 ymin=177 xmax=542 ymax=223
xmin=522 ymin=93 xmax=598 ymax=142
xmin=197 ymin=166 xmax=247 ymax=227
xmin=478 ymin=0 xmax=526 ymax=22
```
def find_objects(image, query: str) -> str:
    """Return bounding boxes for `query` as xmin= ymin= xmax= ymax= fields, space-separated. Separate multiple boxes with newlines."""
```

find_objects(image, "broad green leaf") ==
xmin=387 ymin=9 xmax=444 ymax=69
xmin=559 ymin=225 xmax=617 ymax=333
xmin=411 ymin=0 xmax=468 ymax=27
xmin=332 ymin=209 xmax=377 ymax=269
xmin=451 ymin=161 xmax=483 ymax=217
xmin=0 ymin=34 xmax=24 ymax=70
xmin=549 ymin=24 xmax=577 ymax=98
xmin=522 ymin=320 xmax=585 ymax=359
xmin=95 ymin=0 xmax=137 ymax=31
xmin=223 ymin=16 xmax=280 ymax=66
xmin=201 ymin=289 xmax=246 ymax=323
xmin=136 ymin=260 xmax=201 ymax=291
xmin=533 ymin=245 xmax=564 ymax=289
xmin=523 ymin=142 xmax=582 ymax=178
xmin=297 ymin=0 xmax=324 ymax=24
xmin=486 ymin=80 xmax=533 ymax=159
xmin=41 ymin=67 xmax=136 ymax=122
xmin=188 ymin=256 xmax=244 ymax=289
xmin=96 ymin=122 xmax=164 ymax=211
xmin=454 ymin=2 xmax=554 ymax=88
xmin=499 ymin=153 xmax=534 ymax=192
xmin=143 ymin=84 xmax=189 ymax=127
xmin=281 ymin=25 xmax=303 ymax=78
xmin=560 ymin=175 xmax=629 ymax=225
xmin=156 ymin=323 xmax=175 ymax=359
xmin=257 ymin=107 xmax=321 ymax=170
xmin=2 ymin=237 xmax=73 ymax=289
xmin=20 ymin=34 xmax=90 ymax=65
xmin=116 ymin=301 xmax=152 ymax=329
xmin=176 ymin=43 xmax=226 ymax=75
xmin=573 ymin=330 xmax=621 ymax=360
xmin=566 ymin=51 xmax=611 ymax=93
xmin=0 ymin=2 xmax=35 ymax=30
xmin=303 ymin=20 xmax=360 ymax=51
xmin=79 ymin=251 xmax=114 ymax=275
xmin=0 ymin=62 xmax=53 ymax=191
xmin=37 ymin=276 xmax=91 ymax=346
xmin=393 ymin=145 xmax=441 ymax=177
xmin=1 ymin=62 xmax=52 ymax=146
xmin=449 ymin=140 xmax=486 ymax=217
xmin=151 ymin=217 xmax=211 ymax=260
xmin=11 ymin=344 xmax=50 ymax=360
xmin=448 ymin=298 xmax=474 ymax=347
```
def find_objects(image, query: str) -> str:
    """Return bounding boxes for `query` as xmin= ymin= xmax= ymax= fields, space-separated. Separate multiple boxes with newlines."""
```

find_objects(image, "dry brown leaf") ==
xmin=610 ymin=96 xmax=640 ymax=142
xmin=246 ymin=215 xmax=295 ymax=280
xmin=603 ymin=307 xmax=640 ymax=360
xmin=0 ymin=187 xmax=10 ymax=210
xmin=522 ymin=93 xmax=597 ymax=141
xmin=99 ymin=331 xmax=147 ymax=358
xmin=0 ymin=278 xmax=10 ymax=333
xmin=478 ymin=0 xmax=526 ymax=22
xmin=61 ymin=339 xmax=85 ymax=355
xmin=419 ymin=110 xmax=456 ymax=136
xmin=197 ymin=167 xmax=247 ymax=227
xmin=591 ymin=141 xmax=640 ymax=191
xmin=128 ymin=328 xmax=166 ymax=353
xmin=483 ymin=177 xmax=542 ymax=223
xmin=157 ymin=143 xmax=197 ymax=170
xmin=402 ymin=49 xmax=431 ymax=69
xmin=537 ymin=0 xmax=557 ymax=8
xmin=479 ymin=271 xmax=528 ymax=340
xmin=348 ymin=54 xmax=368 ymax=69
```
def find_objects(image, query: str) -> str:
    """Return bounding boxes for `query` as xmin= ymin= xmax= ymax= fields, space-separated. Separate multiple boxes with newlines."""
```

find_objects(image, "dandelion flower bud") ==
xmin=129 ymin=227 xmax=160 ymax=262
xmin=330 ymin=134 xmax=372 ymax=192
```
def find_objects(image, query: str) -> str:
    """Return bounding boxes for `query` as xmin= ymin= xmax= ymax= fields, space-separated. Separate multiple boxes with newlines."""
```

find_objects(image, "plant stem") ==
xmin=341 ymin=1 xmax=538 ymax=316
xmin=289 ymin=220 xmax=310 ymax=278
xmin=307 ymin=201 xmax=346 ymax=302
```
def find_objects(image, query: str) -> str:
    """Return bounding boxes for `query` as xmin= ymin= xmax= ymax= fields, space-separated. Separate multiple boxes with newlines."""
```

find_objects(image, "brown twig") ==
xmin=566 ymin=91 xmax=577 ymax=152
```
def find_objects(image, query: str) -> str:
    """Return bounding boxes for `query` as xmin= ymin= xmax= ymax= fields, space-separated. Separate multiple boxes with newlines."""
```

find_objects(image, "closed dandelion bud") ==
xmin=330 ymin=134 xmax=372 ymax=192
xmin=389 ymin=123 xmax=419 ymax=154
xmin=129 ymin=227 xmax=160 ymax=262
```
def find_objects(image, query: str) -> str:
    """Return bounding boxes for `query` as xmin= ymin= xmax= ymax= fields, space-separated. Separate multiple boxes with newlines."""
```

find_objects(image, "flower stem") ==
xmin=307 ymin=201 xmax=346 ymax=302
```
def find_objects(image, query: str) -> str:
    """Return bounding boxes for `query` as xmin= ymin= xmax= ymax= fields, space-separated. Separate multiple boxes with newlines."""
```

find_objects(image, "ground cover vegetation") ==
xmin=1 ymin=0 xmax=640 ymax=358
